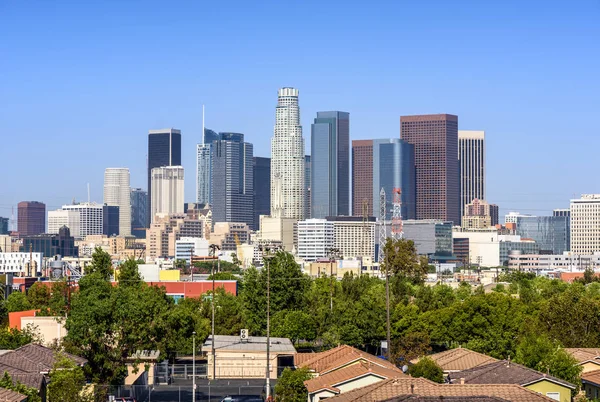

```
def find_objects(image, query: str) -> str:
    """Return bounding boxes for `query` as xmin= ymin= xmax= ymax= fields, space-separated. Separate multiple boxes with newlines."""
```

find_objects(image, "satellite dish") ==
xmin=402 ymin=365 xmax=409 ymax=373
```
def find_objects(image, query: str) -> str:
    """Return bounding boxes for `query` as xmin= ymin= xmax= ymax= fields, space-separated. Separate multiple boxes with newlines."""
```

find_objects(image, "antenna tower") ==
xmin=391 ymin=188 xmax=403 ymax=240
xmin=378 ymin=188 xmax=386 ymax=263
xmin=361 ymin=199 xmax=370 ymax=259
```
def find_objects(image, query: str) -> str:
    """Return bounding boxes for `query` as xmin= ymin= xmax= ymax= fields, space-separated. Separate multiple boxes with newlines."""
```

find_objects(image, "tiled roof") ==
xmin=0 ymin=343 xmax=87 ymax=374
xmin=564 ymin=348 xmax=600 ymax=363
xmin=411 ymin=348 xmax=498 ymax=372
xmin=298 ymin=345 xmax=399 ymax=374
xmin=388 ymin=397 xmax=511 ymax=402
xmin=7 ymin=373 xmax=45 ymax=391
xmin=0 ymin=387 xmax=27 ymax=402
xmin=582 ymin=369 xmax=600 ymax=386
xmin=326 ymin=377 xmax=554 ymax=402
xmin=305 ymin=361 xmax=404 ymax=393
xmin=451 ymin=360 xmax=575 ymax=389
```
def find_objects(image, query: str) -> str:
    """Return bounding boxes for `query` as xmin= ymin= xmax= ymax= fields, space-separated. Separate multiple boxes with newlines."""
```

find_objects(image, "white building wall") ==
xmin=332 ymin=220 xmax=376 ymax=260
xmin=151 ymin=166 xmax=185 ymax=222
xmin=103 ymin=168 xmax=132 ymax=236
xmin=62 ymin=203 xmax=103 ymax=238
xmin=571 ymin=195 xmax=600 ymax=254
xmin=175 ymin=237 xmax=209 ymax=264
xmin=297 ymin=219 xmax=334 ymax=262
xmin=0 ymin=252 xmax=43 ymax=274
xmin=48 ymin=209 xmax=80 ymax=238
xmin=452 ymin=228 xmax=501 ymax=267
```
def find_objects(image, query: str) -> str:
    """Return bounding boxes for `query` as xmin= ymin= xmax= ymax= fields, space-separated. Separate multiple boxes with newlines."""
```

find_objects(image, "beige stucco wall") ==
xmin=310 ymin=390 xmax=336 ymax=402
xmin=336 ymin=374 xmax=383 ymax=393
xmin=207 ymin=350 xmax=294 ymax=379
xmin=125 ymin=363 xmax=155 ymax=385
xmin=581 ymin=361 xmax=600 ymax=373
xmin=21 ymin=316 xmax=66 ymax=346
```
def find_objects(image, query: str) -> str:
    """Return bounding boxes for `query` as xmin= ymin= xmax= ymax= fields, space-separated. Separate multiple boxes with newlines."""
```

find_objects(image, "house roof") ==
xmin=0 ymin=343 xmax=87 ymax=374
xmin=325 ymin=377 xmax=555 ymax=402
xmin=410 ymin=348 xmax=498 ymax=372
xmin=305 ymin=361 xmax=405 ymax=393
xmin=450 ymin=360 xmax=575 ymax=389
xmin=581 ymin=369 xmax=600 ymax=386
xmin=387 ymin=397 xmax=512 ymax=402
xmin=297 ymin=345 xmax=399 ymax=374
xmin=0 ymin=387 xmax=27 ymax=402
xmin=564 ymin=348 xmax=600 ymax=364
xmin=201 ymin=335 xmax=296 ymax=354
xmin=7 ymin=373 xmax=46 ymax=391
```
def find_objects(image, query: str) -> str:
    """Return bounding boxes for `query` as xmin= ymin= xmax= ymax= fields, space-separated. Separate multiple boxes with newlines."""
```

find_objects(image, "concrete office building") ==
xmin=297 ymin=219 xmax=334 ymax=262
xmin=103 ymin=168 xmax=131 ymax=236
xmin=131 ymin=188 xmax=148 ymax=238
xmin=175 ymin=237 xmax=210 ymax=264
xmin=458 ymin=131 xmax=485 ymax=218
xmin=146 ymin=214 xmax=205 ymax=260
xmin=271 ymin=88 xmax=305 ymax=220
xmin=211 ymin=133 xmax=254 ymax=228
xmin=351 ymin=139 xmax=416 ymax=220
xmin=400 ymin=114 xmax=460 ymax=224
xmin=508 ymin=252 xmax=600 ymax=271
xmin=311 ymin=112 xmax=350 ymax=219
xmin=402 ymin=220 xmax=453 ymax=258
xmin=0 ymin=217 xmax=9 ymax=235
xmin=516 ymin=216 xmax=569 ymax=254
xmin=148 ymin=128 xmax=182 ymax=225
xmin=150 ymin=166 xmax=185 ymax=221
xmin=553 ymin=209 xmax=570 ymax=218
xmin=571 ymin=194 xmax=600 ymax=254
xmin=257 ymin=216 xmax=296 ymax=252
xmin=210 ymin=222 xmax=251 ymax=252
xmin=62 ymin=202 xmax=104 ymax=238
xmin=326 ymin=216 xmax=376 ymax=261
xmin=253 ymin=157 xmax=271 ymax=230
xmin=462 ymin=199 xmax=499 ymax=228
xmin=21 ymin=226 xmax=78 ymax=258
xmin=18 ymin=201 xmax=46 ymax=236
xmin=505 ymin=211 xmax=533 ymax=224
xmin=0 ymin=236 xmax=12 ymax=253
xmin=48 ymin=209 xmax=80 ymax=238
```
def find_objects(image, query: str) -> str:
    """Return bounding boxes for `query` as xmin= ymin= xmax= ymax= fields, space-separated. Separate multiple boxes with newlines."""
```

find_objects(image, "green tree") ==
xmin=271 ymin=310 xmax=317 ymax=344
xmin=0 ymin=371 xmax=41 ymax=402
xmin=382 ymin=238 xmax=428 ymax=284
xmin=48 ymin=280 xmax=69 ymax=316
xmin=27 ymin=282 xmax=51 ymax=310
xmin=409 ymin=356 xmax=443 ymax=383
xmin=274 ymin=367 xmax=312 ymax=402
xmin=5 ymin=291 xmax=32 ymax=312
xmin=86 ymin=247 xmax=113 ymax=280
xmin=48 ymin=353 xmax=90 ymax=402
xmin=118 ymin=258 xmax=142 ymax=286
xmin=391 ymin=331 xmax=431 ymax=365
xmin=208 ymin=272 xmax=238 ymax=281
xmin=0 ymin=325 xmax=41 ymax=349
xmin=174 ymin=259 xmax=187 ymax=270
xmin=164 ymin=297 xmax=210 ymax=356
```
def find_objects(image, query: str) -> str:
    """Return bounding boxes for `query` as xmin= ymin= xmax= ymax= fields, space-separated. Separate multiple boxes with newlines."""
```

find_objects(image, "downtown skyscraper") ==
xmin=270 ymin=87 xmax=305 ymax=220
xmin=400 ymin=114 xmax=460 ymax=224
xmin=103 ymin=168 xmax=131 ymax=236
xmin=196 ymin=128 xmax=219 ymax=206
xmin=458 ymin=130 xmax=485 ymax=218
xmin=148 ymin=128 xmax=181 ymax=225
xmin=311 ymin=111 xmax=350 ymax=219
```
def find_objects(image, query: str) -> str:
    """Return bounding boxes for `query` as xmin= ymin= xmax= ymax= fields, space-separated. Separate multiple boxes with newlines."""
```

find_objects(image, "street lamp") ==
xmin=192 ymin=331 xmax=196 ymax=402
xmin=209 ymin=244 xmax=220 ymax=382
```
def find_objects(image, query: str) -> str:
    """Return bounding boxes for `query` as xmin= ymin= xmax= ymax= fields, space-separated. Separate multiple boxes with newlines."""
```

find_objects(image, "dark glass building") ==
xmin=0 ymin=217 xmax=8 ymax=235
xmin=17 ymin=201 xmax=46 ymax=236
xmin=516 ymin=216 xmax=570 ymax=254
xmin=102 ymin=205 xmax=120 ymax=237
xmin=21 ymin=226 xmax=77 ymax=257
xmin=311 ymin=112 xmax=350 ymax=219
xmin=130 ymin=188 xmax=148 ymax=238
xmin=147 ymin=129 xmax=182 ymax=225
xmin=253 ymin=157 xmax=271 ymax=230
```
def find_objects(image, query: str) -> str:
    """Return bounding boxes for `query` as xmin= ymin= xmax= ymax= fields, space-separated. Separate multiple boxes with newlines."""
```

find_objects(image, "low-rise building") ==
xmin=0 ymin=252 xmax=42 ymax=275
xmin=211 ymin=222 xmax=251 ymax=252
xmin=402 ymin=220 xmax=453 ymax=258
xmin=327 ymin=216 xmax=376 ymax=261
xmin=146 ymin=214 xmax=205 ymax=260
xmin=175 ymin=237 xmax=209 ymax=264
xmin=508 ymin=252 xmax=600 ymax=271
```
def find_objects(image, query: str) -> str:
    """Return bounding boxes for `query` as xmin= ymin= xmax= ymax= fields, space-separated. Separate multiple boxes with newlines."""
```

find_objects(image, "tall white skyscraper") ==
xmin=103 ymin=168 xmax=131 ymax=236
xmin=151 ymin=166 xmax=185 ymax=221
xmin=571 ymin=194 xmax=600 ymax=254
xmin=270 ymin=87 xmax=305 ymax=220
xmin=458 ymin=130 xmax=485 ymax=218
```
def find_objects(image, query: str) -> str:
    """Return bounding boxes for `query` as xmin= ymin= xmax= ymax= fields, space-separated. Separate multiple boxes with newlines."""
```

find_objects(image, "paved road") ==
xmin=144 ymin=379 xmax=274 ymax=402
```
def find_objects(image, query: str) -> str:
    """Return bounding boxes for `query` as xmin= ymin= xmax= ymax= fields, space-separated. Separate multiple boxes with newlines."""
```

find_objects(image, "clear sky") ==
xmin=1 ymin=0 xmax=598 ymax=224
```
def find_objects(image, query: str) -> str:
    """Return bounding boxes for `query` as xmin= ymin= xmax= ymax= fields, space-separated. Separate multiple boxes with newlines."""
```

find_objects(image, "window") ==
xmin=545 ymin=392 xmax=560 ymax=401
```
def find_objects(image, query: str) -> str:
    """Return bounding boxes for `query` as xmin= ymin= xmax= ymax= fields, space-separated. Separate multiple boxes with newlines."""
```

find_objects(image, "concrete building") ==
xmin=212 ymin=133 xmax=254 ymax=228
xmin=103 ymin=168 xmax=131 ymax=236
xmin=18 ymin=201 xmax=46 ymax=236
xmin=554 ymin=209 xmax=570 ymax=218
xmin=0 ymin=217 xmax=8 ymax=235
xmin=351 ymin=139 xmax=416 ymax=220
xmin=505 ymin=211 xmax=533 ymax=224
xmin=150 ymin=166 xmax=185 ymax=221
xmin=175 ymin=237 xmax=210 ymax=264
xmin=458 ymin=131 xmax=485 ymax=218
xmin=210 ymin=222 xmax=251 ymax=252
xmin=508 ymin=251 xmax=600 ymax=271
xmin=62 ymin=202 xmax=104 ymax=238
xmin=311 ymin=111 xmax=350 ymax=219
xmin=257 ymin=216 xmax=296 ymax=253
xmin=130 ymin=188 xmax=148 ymax=238
xmin=271 ymin=87 xmax=305 ymax=220
xmin=462 ymin=199 xmax=499 ymax=229
xmin=0 ymin=235 xmax=11 ymax=253
xmin=402 ymin=220 xmax=453 ymax=258
xmin=146 ymin=214 xmax=205 ymax=260
xmin=253 ymin=157 xmax=271 ymax=230
xmin=297 ymin=219 xmax=334 ymax=262
xmin=400 ymin=114 xmax=460 ymax=224
xmin=148 ymin=128 xmax=182 ymax=226
xmin=0 ymin=252 xmax=43 ymax=275
xmin=571 ymin=194 xmax=600 ymax=254
xmin=47 ymin=209 xmax=80 ymax=238
xmin=516 ymin=216 xmax=569 ymax=254
xmin=326 ymin=216 xmax=376 ymax=261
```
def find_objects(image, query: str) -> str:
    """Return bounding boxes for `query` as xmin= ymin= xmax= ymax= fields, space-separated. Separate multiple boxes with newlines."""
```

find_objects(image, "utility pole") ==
xmin=209 ymin=244 xmax=220 ymax=382
xmin=385 ymin=250 xmax=391 ymax=362
xmin=192 ymin=331 xmax=196 ymax=402
xmin=259 ymin=243 xmax=279 ymax=401
xmin=327 ymin=248 xmax=340 ymax=312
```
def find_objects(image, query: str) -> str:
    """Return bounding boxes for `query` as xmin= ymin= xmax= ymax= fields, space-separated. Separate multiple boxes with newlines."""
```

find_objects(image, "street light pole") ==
xmin=192 ymin=331 xmax=196 ymax=402
xmin=260 ymin=243 xmax=279 ymax=401
xmin=209 ymin=244 xmax=220 ymax=382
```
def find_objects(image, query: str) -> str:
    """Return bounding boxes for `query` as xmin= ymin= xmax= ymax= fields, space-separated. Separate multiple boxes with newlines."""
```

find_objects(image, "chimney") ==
xmin=460 ymin=378 xmax=465 ymax=385
xmin=507 ymin=355 xmax=511 ymax=367
xmin=410 ymin=384 xmax=414 ymax=394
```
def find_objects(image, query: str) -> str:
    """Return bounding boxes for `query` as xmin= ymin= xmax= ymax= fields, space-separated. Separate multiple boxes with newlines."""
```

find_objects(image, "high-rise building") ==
xmin=146 ymin=213 xmax=206 ymax=259
xmin=151 ymin=166 xmax=185 ymax=220
xmin=196 ymin=128 xmax=218 ymax=206
xmin=305 ymin=155 xmax=311 ymax=219
xmin=311 ymin=111 xmax=350 ymax=219
xmin=516 ymin=215 xmax=569 ymax=254
xmin=0 ymin=217 xmax=8 ymax=235
xmin=48 ymin=209 xmax=80 ymax=238
xmin=211 ymin=133 xmax=254 ymax=227
xmin=462 ymin=199 xmax=499 ymax=228
xmin=270 ymin=87 xmax=305 ymax=220
xmin=21 ymin=226 xmax=77 ymax=258
xmin=62 ymin=202 xmax=104 ymax=238
xmin=148 ymin=129 xmax=182 ymax=225
xmin=326 ymin=216 xmax=376 ymax=261
xmin=253 ymin=157 xmax=271 ymax=230
xmin=130 ymin=188 xmax=148 ymax=238
xmin=297 ymin=219 xmax=334 ymax=262
xmin=400 ymin=114 xmax=460 ymax=224
xmin=351 ymin=139 xmax=416 ymax=220
xmin=458 ymin=130 xmax=485 ymax=218
xmin=102 ymin=205 xmax=120 ymax=237
xmin=570 ymin=194 xmax=600 ymax=254
xmin=17 ymin=201 xmax=46 ymax=236
xmin=553 ymin=209 xmax=570 ymax=218
xmin=103 ymin=168 xmax=131 ymax=236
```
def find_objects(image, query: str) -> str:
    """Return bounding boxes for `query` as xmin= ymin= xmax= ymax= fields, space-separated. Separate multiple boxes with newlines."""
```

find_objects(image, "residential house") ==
xmin=297 ymin=345 xmax=400 ymax=376
xmin=324 ymin=377 xmax=555 ymax=402
xmin=564 ymin=348 xmax=600 ymax=373
xmin=450 ymin=360 xmax=575 ymax=402
xmin=581 ymin=369 xmax=600 ymax=399
xmin=410 ymin=347 xmax=498 ymax=374
xmin=0 ymin=388 xmax=27 ymax=402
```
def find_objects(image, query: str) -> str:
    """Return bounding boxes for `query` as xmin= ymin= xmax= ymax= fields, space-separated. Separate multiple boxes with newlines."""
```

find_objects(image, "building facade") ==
xmin=102 ymin=205 xmax=119 ymax=237
xmin=297 ymin=219 xmax=335 ymax=262
xmin=305 ymin=155 xmax=311 ymax=219
xmin=571 ymin=194 xmax=600 ymax=254
xmin=0 ymin=252 xmax=43 ymax=275
xmin=211 ymin=133 xmax=254 ymax=228
xmin=0 ymin=217 xmax=8 ymax=235
xmin=21 ymin=226 xmax=77 ymax=258
xmin=253 ymin=157 xmax=271 ymax=230
xmin=175 ymin=237 xmax=210 ymax=264
xmin=62 ymin=203 xmax=104 ymax=238
xmin=505 ymin=211 xmax=533 ymax=224
xmin=462 ymin=199 xmax=499 ymax=228
xmin=326 ymin=216 xmax=376 ymax=261
xmin=400 ymin=114 xmax=460 ymax=224
xmin=210 ymin=222 xmax=251 ymax=252
xmin=103 ymin=168 xmax=131 ymax=236
xmin=148 ymin=128 xmax=182 ymax=225
xmin=48 ymin=209 xmax=80 ymax=238
xmin=150 ymin=166 xmax=185 ymax=221
xmin=311 ymin=111 xmax=350 ymax=219
xmin=130 ymin=188 xmax=148 ymax=238
xmin=351 ymin=139 xmax=416 ymax=220
xmin=270 ymin=88 xmax=305 ymax=220
xmin=146 ymin=214 xmax=205 ymax=260
xmin=402 ymin=220 xmax=453 ymax=258
xmin=196 ymin=128 xmax=219 ymax=206
xmin=458 ymin=130 xmax=485 ymax=218
xmin=516 ymin=216 xmax=570 ymax=254
xmin=17 ymin=201 xmax=46 ymax=236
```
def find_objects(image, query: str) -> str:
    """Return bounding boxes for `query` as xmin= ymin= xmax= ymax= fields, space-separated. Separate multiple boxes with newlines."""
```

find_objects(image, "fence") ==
xmin=157 ymin=363 xmax=291 ymax=382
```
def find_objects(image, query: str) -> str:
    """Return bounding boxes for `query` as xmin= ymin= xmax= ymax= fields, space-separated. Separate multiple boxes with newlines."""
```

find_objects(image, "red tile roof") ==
xmin=297 ymin=345 xmax=399 ymax=374
xmin=305 ymin=361 xmax=404 ymax=393
xmin=411 ymin=348 xmax=498 ymax=372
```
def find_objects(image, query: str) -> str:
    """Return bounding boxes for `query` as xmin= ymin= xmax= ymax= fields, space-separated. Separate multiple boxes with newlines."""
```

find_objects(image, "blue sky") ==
xmin=1 ymin=0 xmax=598 ymax=223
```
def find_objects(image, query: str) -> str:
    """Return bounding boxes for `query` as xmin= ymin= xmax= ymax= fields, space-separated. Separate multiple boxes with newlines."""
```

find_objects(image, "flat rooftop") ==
xmin=202 ymin=335 xmax=296 ymax=354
